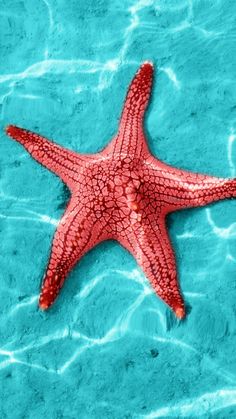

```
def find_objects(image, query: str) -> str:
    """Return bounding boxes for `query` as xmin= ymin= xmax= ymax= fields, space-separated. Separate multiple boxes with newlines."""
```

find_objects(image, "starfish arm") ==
xmin=5 ymin=125 xmax=88 ymax=190
xmin=145 ymin=158 xmax=236 ymax=212
xmin=146 ymin=156 xmax=226 ymax=185
xmin=39 ymin=199 xmax=106 ymax=310
xmin=103 ymin=62 xmax=153 ymax=157
xmin=173 ymin=177 xmax=236 ymax=210
xmin=118 ymin=220 xmax=185 ymax=318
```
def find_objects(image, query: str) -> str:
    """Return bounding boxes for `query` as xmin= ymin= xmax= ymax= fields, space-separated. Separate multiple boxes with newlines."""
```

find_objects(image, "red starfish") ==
xmin=5 ymin=62 xmax=236 ymax=319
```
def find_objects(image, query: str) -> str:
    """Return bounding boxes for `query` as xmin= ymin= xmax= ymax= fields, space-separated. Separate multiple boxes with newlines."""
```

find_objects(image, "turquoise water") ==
xmin=1 ymin=0 xmax=236 ymax=417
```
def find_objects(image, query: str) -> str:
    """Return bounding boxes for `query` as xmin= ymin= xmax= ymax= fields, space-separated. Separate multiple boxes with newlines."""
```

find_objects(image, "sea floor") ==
xmin=0 ymin=0 xmax=236 ymax=418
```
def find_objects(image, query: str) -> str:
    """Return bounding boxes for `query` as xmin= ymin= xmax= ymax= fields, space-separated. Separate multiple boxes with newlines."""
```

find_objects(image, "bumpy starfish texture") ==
xmin=5 ymin=62 xmax=236 ymax=318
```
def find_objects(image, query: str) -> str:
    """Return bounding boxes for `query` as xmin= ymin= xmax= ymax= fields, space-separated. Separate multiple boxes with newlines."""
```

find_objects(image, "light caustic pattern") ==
xmin=1 ymin=0 xmax=236 ymax=417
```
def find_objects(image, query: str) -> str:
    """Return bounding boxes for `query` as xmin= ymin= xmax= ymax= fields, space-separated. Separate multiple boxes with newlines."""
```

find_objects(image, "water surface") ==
xmin=1 ymin=0 xmax=236 ymax=418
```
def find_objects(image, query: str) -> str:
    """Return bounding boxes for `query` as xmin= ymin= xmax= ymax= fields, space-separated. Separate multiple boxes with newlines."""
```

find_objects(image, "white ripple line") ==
xmin=0 ymin=281 xmax=150 ymax=375
xmin=42 ymin=0 xmax=54 ymax=59
xmin=18 ymin=94 xmax=42 ymax=100
xmin=58 ymin=290 xmax=150 ymax=374
xmin=227 ymin=129 xmax=236 ymax=177
xmin=0 ymin=80 xmax=16 ymax=120
xmin=151 ymin=335 xmax=236 ymax=385
xmin=0 ymin=59 xmax=105 ymax=84
xmin=206 ymin=208 xmax=236 ymax=238
xmin=122 ymin=0 xmax=155 ymax=63
xmin=142 ymin=388 xmax=236 ymax=418
xmin=153 ymin=336 xmax=196 ymax=353
xmin=96 ymin=0 xmax=155 ymax=91
xmin=42 ymin=0 xmax=54 ymax=30
xmin=169 ymin=0 xmax=222 ymax=38
xmin=0 ymin=348 xmax=54 ymax=372
xmin=0 ymin=210 xmax=58 ymax=226
xmin=9 ymin=296 xmax=38 ymax=315
xmin=0 ymin=329 xmax=70 ymax=372
xmin=78 ymin=272 xmax=107 ymax=298
xmin=0 ymin=192 xmax=38 ymax=203
xmin=76 ymin=268 xmax=148 ymax=301
xmin=159 ymin=66 xmax=181 ymax=89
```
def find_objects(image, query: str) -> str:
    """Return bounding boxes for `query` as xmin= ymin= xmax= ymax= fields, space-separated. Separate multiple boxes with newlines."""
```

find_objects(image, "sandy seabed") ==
xmin=0 ymin=0 xmax=236 ymax=418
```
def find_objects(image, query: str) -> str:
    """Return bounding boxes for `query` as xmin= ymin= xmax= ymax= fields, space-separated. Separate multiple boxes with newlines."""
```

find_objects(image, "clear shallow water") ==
xmin=1 ymin=0 xmax=236 ymax=417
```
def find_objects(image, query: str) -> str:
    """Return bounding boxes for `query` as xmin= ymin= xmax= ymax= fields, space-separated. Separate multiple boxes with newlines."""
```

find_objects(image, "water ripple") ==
xmin=142 ymin=389 xmax=236 ymax=418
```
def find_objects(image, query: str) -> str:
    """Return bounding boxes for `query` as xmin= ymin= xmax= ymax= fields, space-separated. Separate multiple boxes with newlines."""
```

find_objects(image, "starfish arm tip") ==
xmin=38 ymin=302 xmax=49 ymax=311
xmin=38 ymin=287 xmax=56 ymax=311
xmin=5 ymin=124 xmax=15 ymax=136
xmin=139 ymin=61 xmax=154 ymax=78
xmin=38 ymin=297 xmax=51 ymax=311
xmin=143 ymin=60 xmax=154 ymax=68
xmin=175 ymin=306 xmax=186 ymax=319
